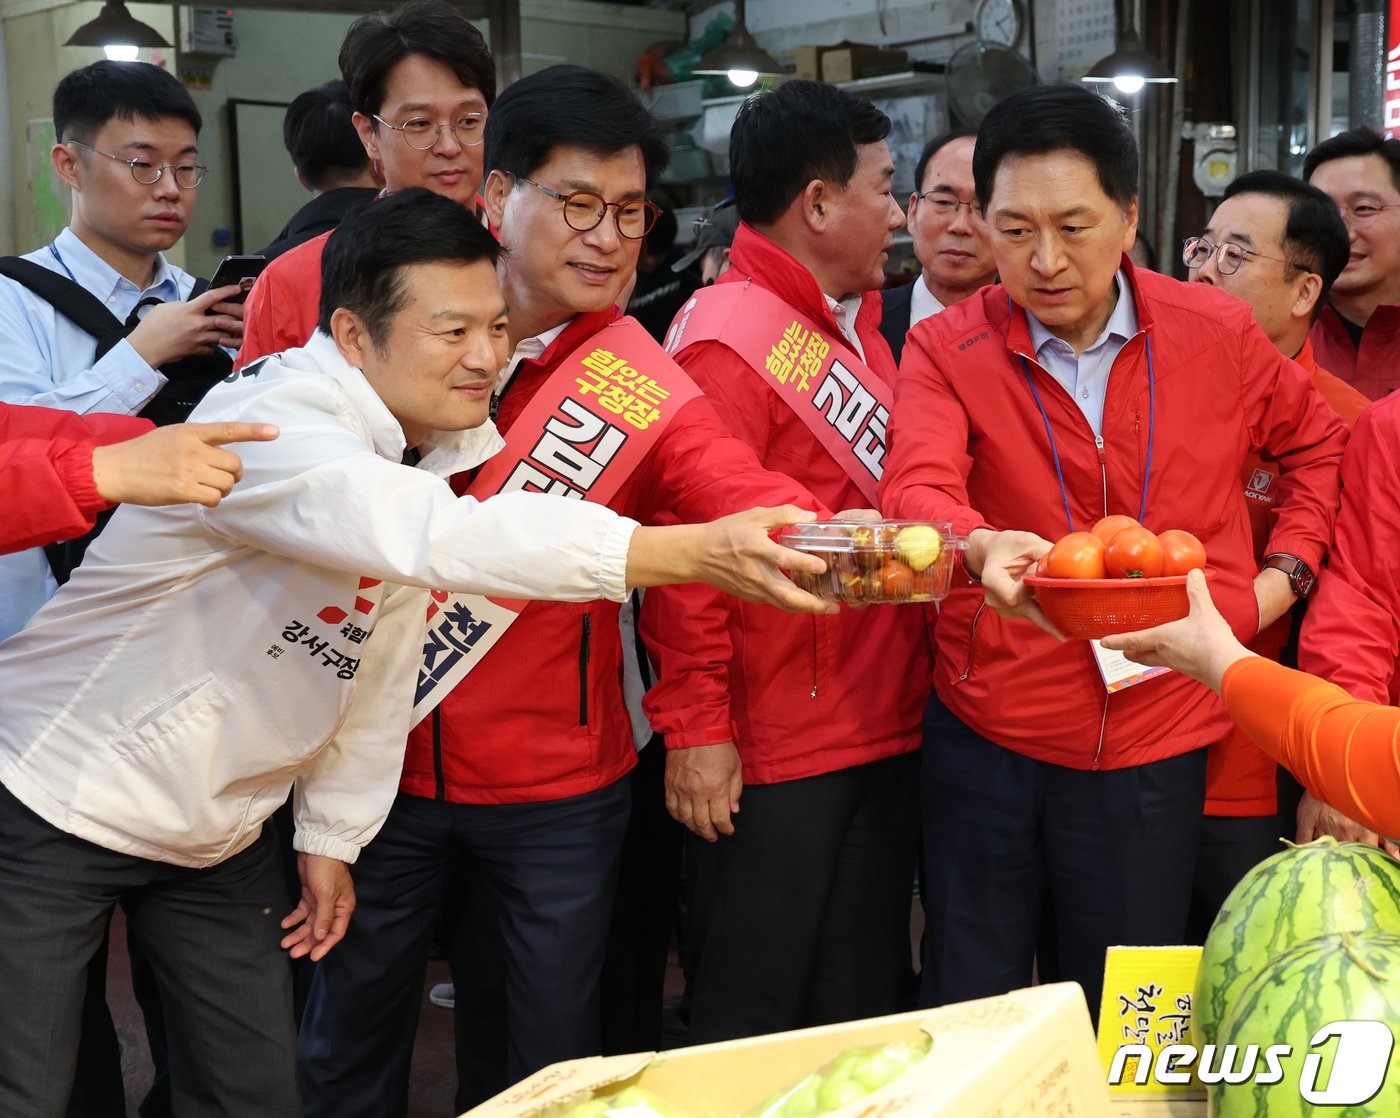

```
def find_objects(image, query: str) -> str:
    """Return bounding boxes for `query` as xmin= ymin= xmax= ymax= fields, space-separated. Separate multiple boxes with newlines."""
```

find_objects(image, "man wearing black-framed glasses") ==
xmin=297 ymin=63 xmax=827 ymax=1116
xmin=880 ymin=129 xmax=997 ymax=363
xmin=1182 ymin=169 xmax=1371 ymax=948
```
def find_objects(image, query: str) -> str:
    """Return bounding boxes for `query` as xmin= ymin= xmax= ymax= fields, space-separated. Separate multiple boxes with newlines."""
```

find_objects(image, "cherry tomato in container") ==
xmin=1158 ymin=529 xmax=1207 ymax=575
xmin=1045 ymin=532 xmax=1108 ymax=579
xmin=1104 ymin=525 xmax=1164 ymax=579
xmin=878 ymin=559 xmax=914 ymax=598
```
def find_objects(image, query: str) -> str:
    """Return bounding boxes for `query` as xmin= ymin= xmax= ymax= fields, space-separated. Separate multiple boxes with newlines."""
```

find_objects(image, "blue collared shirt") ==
xmin=0 ymin=227 xmax=194 ymax=641
xmin=1026 ymin=271 xmax=1138 ymax=436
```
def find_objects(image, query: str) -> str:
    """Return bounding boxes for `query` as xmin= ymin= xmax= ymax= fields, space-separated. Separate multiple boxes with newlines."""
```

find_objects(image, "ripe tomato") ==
xmin=1090 ymin=514 xmax=1141 ymax=545
xmin=878 ymin=559 xmax=914 ymax=598
xmin=1159 ymin=529 xmax=1207 ymax=575
xmin=1104 ymin=525 xmax=1164 ymax=579
xmin=1045 ymin=532 xmax=1108 ymax=579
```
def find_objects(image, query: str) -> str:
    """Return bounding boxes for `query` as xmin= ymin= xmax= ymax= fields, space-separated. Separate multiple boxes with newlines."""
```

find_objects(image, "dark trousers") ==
xmin=919 ymin=699 xmax=1206 ymax=1023
xmin=0 ymin=784 xmax=299 ymax=1118
xmin=298 ymin=778 xmax=631 ymax=1117
xmin=1187 ymin=767 xmax=1306 ymax=943
xmin=685 ymin=751 xmax=920 ymax=1045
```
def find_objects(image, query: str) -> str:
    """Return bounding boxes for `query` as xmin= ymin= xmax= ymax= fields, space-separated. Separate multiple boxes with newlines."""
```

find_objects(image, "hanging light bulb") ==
xmin=693 ymin=0 xmax=785 ymax=86
xmin=65 ymin=2 xmax=170 ymax=56
xmin=104 ymin=44 xmax=140 ymax=62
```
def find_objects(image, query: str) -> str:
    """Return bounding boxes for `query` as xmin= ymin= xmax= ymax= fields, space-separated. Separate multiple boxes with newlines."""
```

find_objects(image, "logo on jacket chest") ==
xmin=1244 ymin=468 xmax=1276 ymax=504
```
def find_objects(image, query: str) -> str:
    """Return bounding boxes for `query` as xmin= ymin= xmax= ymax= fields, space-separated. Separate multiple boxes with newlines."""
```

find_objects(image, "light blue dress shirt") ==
xmin=1025 ymin=271 xmax=1139 ymax=437
xmin=0 ymin=227 xmax=194 ymax=641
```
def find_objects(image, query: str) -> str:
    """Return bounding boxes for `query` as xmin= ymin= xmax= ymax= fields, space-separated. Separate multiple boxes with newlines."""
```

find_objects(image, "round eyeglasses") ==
xmin=1182 ymin=236 xmax=1304 ymax=276
xmin=373 ymin=113 xmax=486 ymax=150
xmin=67 ymin=140 xmax=206 ymax=189
xmin=914 ymin=191 xmax=983 ymax=220
xmin=511 ymin=174 xmax=660 ymax=240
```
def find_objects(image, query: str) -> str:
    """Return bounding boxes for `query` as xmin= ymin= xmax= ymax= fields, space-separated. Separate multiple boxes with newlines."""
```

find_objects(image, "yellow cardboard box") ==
xmin=463 ymin=983 xmax=1109 ymax=1118
xmin=820 ymin=43 xmax=909 ymax=84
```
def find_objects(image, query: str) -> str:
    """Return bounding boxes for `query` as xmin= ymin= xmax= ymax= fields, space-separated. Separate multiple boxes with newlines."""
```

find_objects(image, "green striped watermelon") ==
xmin=1195 ymin=838 xmax=1400 ymax=1045
xmin=1210 ymin=932 xmax=1400 ymax=1117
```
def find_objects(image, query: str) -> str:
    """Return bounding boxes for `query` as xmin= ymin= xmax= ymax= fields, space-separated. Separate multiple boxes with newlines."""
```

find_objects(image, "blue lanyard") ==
xmin=47 ymin=242 xmax=78 ymax=283
xmin=1017 ymin=333 xmax=1155 ymax=534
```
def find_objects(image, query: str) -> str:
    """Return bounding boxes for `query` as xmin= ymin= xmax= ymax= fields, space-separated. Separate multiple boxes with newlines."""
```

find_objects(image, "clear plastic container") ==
xmin=780 ymin=520 xmax=962 ymax=605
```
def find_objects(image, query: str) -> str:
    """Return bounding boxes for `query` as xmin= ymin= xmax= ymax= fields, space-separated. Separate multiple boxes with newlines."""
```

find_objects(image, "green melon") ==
xmin=1210 ymin=932 xmax=1400 ymax=1117
xmin=1195 ymin=838 xmax=1400 ymax=1045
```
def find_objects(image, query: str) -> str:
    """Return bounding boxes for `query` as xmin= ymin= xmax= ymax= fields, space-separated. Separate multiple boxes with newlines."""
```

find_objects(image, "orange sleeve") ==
xmin=1222 ymin=657 xmax=1400 ymax=839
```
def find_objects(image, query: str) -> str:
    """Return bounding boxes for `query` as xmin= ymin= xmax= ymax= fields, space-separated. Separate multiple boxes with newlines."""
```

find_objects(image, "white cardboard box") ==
xmin=464 ymin=983 xmax=1109 ymax=1118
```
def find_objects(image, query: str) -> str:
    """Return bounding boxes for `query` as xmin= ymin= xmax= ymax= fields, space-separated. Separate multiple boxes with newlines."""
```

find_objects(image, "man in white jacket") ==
xmin=0 ymin=188 xmax=829 ymax=1118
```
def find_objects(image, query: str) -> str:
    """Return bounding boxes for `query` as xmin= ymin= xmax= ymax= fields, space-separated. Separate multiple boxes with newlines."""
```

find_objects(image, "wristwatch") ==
xmin=1263 ymin=553 xmax=1316 ymax=600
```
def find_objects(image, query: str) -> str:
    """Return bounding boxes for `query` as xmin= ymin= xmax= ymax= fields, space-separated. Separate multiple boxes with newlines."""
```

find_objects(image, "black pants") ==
xmin=919 ymin=699 xmax=1206 ymax=1024
xmin=298 ymin=779 xmax=631 ymax=1117
xmin=0 ymin=784 xmax=299 ymax=1118
xmin=685 ymin=751 xmax=920 ymax=1044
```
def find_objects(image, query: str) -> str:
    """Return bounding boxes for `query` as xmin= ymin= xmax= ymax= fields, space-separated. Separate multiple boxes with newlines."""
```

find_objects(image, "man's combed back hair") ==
xmin=284 ymin=81 xmax=368 ymax=192
xmin=1304 ymin=127 xmax=1400 ymax=193
xmin=339 ymin=0 xmax=495 ymax=120
xmin=53 ymin=61 xmax=202 ymax=145
xmin=972 ymin=84 xmax=1137 ymax=212
xmin=484 ymin=65 xmax=668 ymax=187
xmin=318 ymin=187 xmax=503 ymax=343
xmin=729 ymin=80 xmax=891 ymax=227
xmin=1222 ymin=170 xmax=1350 ymax=316
xmin=914 ymin=128 xmax=977 ymax=193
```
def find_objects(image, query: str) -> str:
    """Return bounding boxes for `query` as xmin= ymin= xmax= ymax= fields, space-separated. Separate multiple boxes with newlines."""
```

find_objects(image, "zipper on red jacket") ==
xmin=432 ymin=708 xmax=446 ymax=800
xmin=1095 ymin=434 xmax=1108 ymax=516
xmin=810 ymin=615 xmax=819 ymax=698
xmin=1091 ymin=694 xmax=1109 ymax=770
xmin=578 ymin=613 xmax=592 ymax=725
xmin=958 ymin=601 xmax=987 ymax=681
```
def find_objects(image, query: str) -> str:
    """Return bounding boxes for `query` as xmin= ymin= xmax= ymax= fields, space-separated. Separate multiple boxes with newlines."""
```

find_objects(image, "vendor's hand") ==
xmin=1101 ymin=569 xmax=1253 ymax=690
xmin=1296 ymin=791 xmax=1379 ymax=847
xmin=666 ymin=741 xmax=743 ymax=842
xmin=964 ymin=527 xmax=1062 ymax=638
xmin=280 ymin=852 xmax=355 ymax=961
xmin=91 ymin=421 xmax=279 ymax=508
xmin=628 ymin=506 xmax=838 ymax=615
xmin=126 ymin=283 xmax=246 ymax=367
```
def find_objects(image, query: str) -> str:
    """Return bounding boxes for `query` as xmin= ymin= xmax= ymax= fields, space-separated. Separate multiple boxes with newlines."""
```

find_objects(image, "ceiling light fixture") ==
xmin=65 ymin=1 xmax=171 ymax=61
xmin=1080 ymin=1 xmax=1176 ymax=92
xmin=693 ymin=0 xmax=785 ymax=89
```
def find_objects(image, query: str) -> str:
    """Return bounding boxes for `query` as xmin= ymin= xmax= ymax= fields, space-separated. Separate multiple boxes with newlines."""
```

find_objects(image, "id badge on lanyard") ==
xmin=1019 ymin=337 xmax=1170 ymax=694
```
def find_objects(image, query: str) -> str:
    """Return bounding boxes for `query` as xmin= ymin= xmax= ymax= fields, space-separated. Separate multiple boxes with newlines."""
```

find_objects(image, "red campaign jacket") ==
xmin=236 ymin=195 xmax=491 ymax=370
xmin=879 ymin=259 xmax=1347 ymax=771
xmin=1207 ymin=340 xmax=1368 ymax=815
xmin=397 ymin=309 xmax=819 ymax=805
xmin=1299 ymin=389 xmax=1400 ymax=708
xmin=640 ymin=225 xmax=932 ymax=785
xmin=0 ymin=403 xmax=149 ymax=555
xmin=1309 ymin=303 xmax=1400 ymax=401
xmin=236 ymin=230 xmax=330 ymax=368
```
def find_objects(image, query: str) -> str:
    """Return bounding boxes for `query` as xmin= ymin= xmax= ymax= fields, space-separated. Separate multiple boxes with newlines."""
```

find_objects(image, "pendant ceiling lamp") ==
xmin=1080 ymin=1 xmax=1175 ymax=93
xmin=65 ymin=2 xmax=171 ymax=62
xmin=693 ymin=0 xmax=785 ymax=89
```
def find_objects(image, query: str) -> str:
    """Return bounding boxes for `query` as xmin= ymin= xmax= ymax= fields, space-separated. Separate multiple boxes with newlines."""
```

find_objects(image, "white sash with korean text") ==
xmin=663 ymin=282 xmax=892 ymax=506
xmin=410 ymin=317 xmax=703 ymax=726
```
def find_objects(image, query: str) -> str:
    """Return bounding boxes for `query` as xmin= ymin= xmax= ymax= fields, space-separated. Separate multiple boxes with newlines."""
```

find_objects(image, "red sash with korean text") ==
xmin=663 ymin=281 xmax=891 ymax=505
xmin=411 ymin=316 xmax=703 ymax=726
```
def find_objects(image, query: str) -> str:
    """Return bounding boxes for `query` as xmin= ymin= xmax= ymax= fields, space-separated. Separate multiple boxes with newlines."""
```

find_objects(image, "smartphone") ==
xmin=205 ymin=254 xmax=267 ymax=308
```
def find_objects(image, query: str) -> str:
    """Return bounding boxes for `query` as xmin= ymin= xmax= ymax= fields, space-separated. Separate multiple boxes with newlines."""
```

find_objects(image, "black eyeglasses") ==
xmin=914 ymin=191 xmax=983 ymax=219
xmin=1182 ymin=236 xmax=1305 ymax=276
xmin=511 ymin=174 xmax=660 ymax=239
xmin=373 ymin=113 xmax=486 ymax=150
xmin=67 ymin=140 xmax=206 ymax=189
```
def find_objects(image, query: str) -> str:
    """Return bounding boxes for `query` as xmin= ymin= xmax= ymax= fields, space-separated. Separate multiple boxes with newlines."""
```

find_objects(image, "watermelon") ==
xmin=1210 ymin=932 xmax=1400 ymax=1117
xmin=1195 ymin=838 xmax=1400 ymax=1045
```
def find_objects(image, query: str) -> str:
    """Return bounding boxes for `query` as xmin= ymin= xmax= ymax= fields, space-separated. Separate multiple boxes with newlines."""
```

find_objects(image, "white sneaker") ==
xmin=429 ymin=982 xmax=455 ymax=1010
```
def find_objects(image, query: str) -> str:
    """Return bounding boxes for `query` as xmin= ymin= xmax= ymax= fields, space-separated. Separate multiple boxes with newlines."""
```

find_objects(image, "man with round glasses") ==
xmin=880 ymin=129 xmax=997 ymax=363
xmin=1182 ymin=170 xmax=1369 ymax=942
xmin=297 ymin=65 xmax=828 ymax=1115
xmin=1303 ymin=128 xmax=1400 ymax=400
xmin=238 ymin=0 xmax=494 ymax=364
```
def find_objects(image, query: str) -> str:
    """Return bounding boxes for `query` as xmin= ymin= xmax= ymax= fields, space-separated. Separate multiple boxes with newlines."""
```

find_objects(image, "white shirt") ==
xmin=0 ymin=227 xmax=195 ymax=642
xmin=1026 ymin=272 xmax=1138 ymax=436
xmin=825 ymin=293 xmax=867 ymax=362
xmin=909 ymin=274 xmax=948 ymax=331
xmin=495 ymin=321 xmax=570 ymax=399
xmin=0 ymin=331 xmax=639 ymax=868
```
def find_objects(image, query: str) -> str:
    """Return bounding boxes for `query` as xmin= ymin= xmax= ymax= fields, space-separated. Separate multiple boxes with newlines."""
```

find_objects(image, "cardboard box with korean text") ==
xmin=463 ymin=982 xmax=1109 ymax=1118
